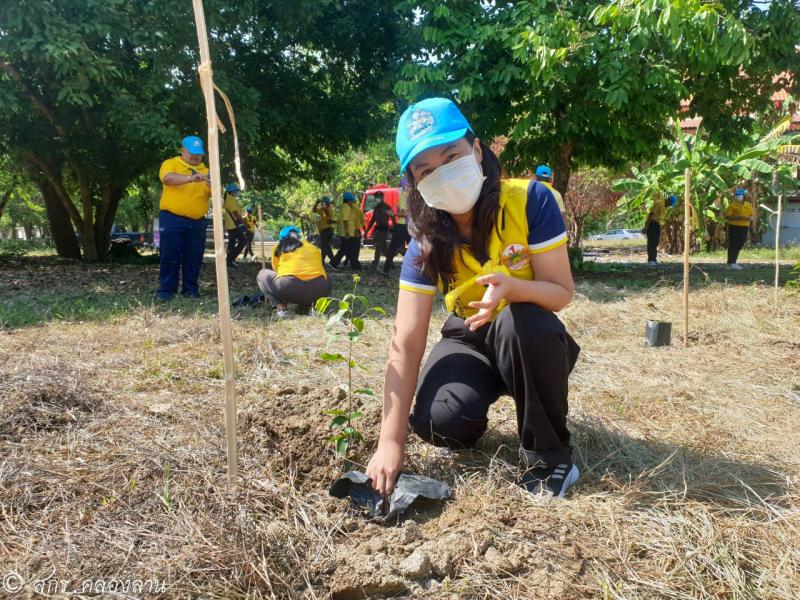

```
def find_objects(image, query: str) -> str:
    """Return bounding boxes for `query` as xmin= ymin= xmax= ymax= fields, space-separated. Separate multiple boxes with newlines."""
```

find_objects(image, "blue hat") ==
xmin=396 ymin=97 xmax=473 ymax=172
xmin=322 ymin=196 xmax=331 ymax=205
xmin=535 ymin=165 xmax=552 ymax=179
xmin=278 ymin=225 xmax=301 ymax=240
xmin=224 ymin=183 xmax=240 ymax=193
xmin=342 ymin=191 xmax=356 ymax=202
xmin=734 ymin=188 xmax=746 ymax=196
xmin=667 ymin=194 xmax=678 ymax=206
xmin=182 ymin=135 xmax=205 ymax=155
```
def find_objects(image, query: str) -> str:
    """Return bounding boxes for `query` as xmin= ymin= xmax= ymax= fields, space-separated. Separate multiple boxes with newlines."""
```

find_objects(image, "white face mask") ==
xmin=416 ymin=152 xmax=486 ymax=215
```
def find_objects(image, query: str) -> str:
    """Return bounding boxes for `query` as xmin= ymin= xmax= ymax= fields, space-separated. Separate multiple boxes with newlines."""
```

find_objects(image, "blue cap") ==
xmin=667 ymin=194 xmax=678 ymax=206
xmin=342 ymin=191 xmax=356 ymax=202
xmin=322 ymin=196 xmax=331 ymax=205
xmin=182 ymin=135 xmax=205 ymax=155
xmin=535 ymin=165 xmax=552 ymax=179
xmin=224 ymin=183 xmax=240 ymax=193
xmin=278 ymin=225 xmax=301 ymax=240
xmin=396 ymin=97 xmax=473 ymax=172
xmin=734 ymin=188 xmax=746 ymax=196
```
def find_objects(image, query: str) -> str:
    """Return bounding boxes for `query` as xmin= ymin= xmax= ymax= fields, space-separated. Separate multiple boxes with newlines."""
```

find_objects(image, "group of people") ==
xmin=155 ymin=97 xmax=762 ymax=502
xmin=643 ymin=187 xmax=755 ymax=269
xmin=312 ymin=189 xmax=411 ymax=275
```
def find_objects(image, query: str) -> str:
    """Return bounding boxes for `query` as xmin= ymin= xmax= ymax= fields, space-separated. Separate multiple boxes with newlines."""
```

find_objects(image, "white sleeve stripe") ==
xmin=399 ymin=279 xmax=437 ymax=292
xmin=529 ymin=231 xmax=567 ymax=251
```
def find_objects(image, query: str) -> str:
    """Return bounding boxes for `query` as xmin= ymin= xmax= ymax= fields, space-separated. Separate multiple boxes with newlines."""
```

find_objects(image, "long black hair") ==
xmin=273 ymin=235 xmax=303 ymax=257
xmin=405 ymin=132 xmax=502 ymax=288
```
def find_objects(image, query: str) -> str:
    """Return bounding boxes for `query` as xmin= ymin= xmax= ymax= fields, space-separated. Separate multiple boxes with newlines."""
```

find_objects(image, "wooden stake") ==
xmin=683 ymin=168 xmax=691 ymax=348
xmin=257 ymin=205 xmax=266 ymax=271
xmin=191 ymin=0 xmax=238 ymax=487
xmin=774 ymin=192 xmax=783 ymax=311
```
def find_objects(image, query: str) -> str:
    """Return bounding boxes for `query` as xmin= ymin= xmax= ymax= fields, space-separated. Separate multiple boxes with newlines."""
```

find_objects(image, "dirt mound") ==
xmin=239 ymin=384 xmax=382 ymax=489
xmin=0 ymin=375 xmax=102 ymax=440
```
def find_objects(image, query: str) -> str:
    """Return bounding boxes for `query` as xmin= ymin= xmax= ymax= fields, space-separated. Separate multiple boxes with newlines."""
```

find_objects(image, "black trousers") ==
xmin=226 ymin=227 xmax=246 ymax=265
xmin=331 ymin=236 xmax=348 ymax=268
xmin=244 ymin=231 xmax=254 ymax=257
xmin=410 ymin=304 xmax=580 ymax=467
xmin=348 ymin=235 xmax=361 ymax=270
xmin=646 ymin=221 xmax=661 ymax=262
xmin=727 ymin=225 xmax=748 ymax=264
xmin=319 ymin=228 xmax=334 ymax=263
xmin=383 ymin=223 xmax=410 ymax=272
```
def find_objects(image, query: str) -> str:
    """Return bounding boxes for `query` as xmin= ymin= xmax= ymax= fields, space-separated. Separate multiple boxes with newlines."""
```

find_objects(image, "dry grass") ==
xmin=1 ymin=257 xmax=799 ymax=599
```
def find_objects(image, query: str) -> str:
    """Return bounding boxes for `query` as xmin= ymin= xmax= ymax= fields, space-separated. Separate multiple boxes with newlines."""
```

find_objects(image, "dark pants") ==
xmin=244 ymin=231 xmax=254 ymax=257
xmin=256 ymin=269 xmax=332 ymax=310
xmin=383 ymin=223 xmax=410 ymax=273
xmin=727 ymin=225 xmax=748 ymax=265
xmin=647 ymin=221 xmax=661 ymax=262
xmin=331 ymin=236 xmax=349 ymax=268
xmin=158 ymin=210 xmax=207 ymax=299
xmin=410 ymin=304 xmax=580 ymax=467
xmin=227 ymin=227 xmax=246 ymax=266
xmin=319 ymin=228 xmax=334 ymax=263
xmin=372 ymin=228 xmax=389 ymax=267
xmin=348 ymin=235 xmax=361 ymax=270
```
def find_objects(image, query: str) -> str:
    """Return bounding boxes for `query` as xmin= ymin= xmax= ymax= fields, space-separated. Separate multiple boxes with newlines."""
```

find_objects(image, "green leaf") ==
xmin=352 ymin=317 xmax=364 ymax=332
xmin=329 ymin=415 xmax=348 ymax=428
xmin=347 ymin=331 xmax=361 ymax=341
xmin=324 ymin=409 xmax=347 ymax=416
xmin=321 ymin=352 xmax=346 ymax=362
xmin=353 ymin=388 xmax=375 ymax=397
xmin=315 ymin=297 xmax=333 ymax=314
xmin=335 ymin=438 xmax=350 ymax=456
xmin=347 ymin=411 xmax=364 ymax=420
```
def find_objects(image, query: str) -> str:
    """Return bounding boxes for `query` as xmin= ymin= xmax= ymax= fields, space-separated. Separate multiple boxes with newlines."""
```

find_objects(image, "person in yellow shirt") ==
xmin=313 ymin=196 xmax=336 ymax=266
xmin=534 ymin=165 xmax=566 ymax=223
xmin=223 ymin=183 xmax=247 ymax=268
xmin=724 ymin=188 xmax=754 ymax=270
xmin=243 ymin=207 xmax=257 ymax=259
xmin=349 ymin=193 xmax=366 ymax=271
xmin=256 ymin=226 xmax=332 ymax=318
xmin=365 ymin=98 xmax=579 ymax=500
xmin=331 ymin=192 xmax=359 ymax=269
xmin=382 ymin=177 xmax=412 ymax=275
xmin=642 ymin=193 xmax=675 ymax=266
xmin=157 ymin=135 xmax=211 ymax=300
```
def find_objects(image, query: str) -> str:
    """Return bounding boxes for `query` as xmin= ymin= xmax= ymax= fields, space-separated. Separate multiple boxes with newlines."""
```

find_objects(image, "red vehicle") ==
xmin=360 ymin=183 xmax=401 ymax=244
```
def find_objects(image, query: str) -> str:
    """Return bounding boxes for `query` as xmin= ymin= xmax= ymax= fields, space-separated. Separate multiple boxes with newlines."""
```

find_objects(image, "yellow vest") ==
xmin=223 ymin=193 xmax=244 ymax=230
xmin=272 ymin=242 xmax=327 ymax=281
xmin=725 ymin=200 xmax=753 ymax=227
xmin=245 ymin=214 xmax=257 ymax=233
xmin=316 ymin=206 xmax=334 ymax=230
xmin=158 ymin=157 xmax=211 ymax=219
xmin=444 ymin=179 xmax=540 ymax=320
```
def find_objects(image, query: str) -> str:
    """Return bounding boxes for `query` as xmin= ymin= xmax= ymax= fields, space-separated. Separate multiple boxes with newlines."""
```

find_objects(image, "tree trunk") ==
xmin=40 ymin=180 xmax=81 ymax=259
xmin=568 ymin=216 xmax=583 ymax=249
xmin=553 ymin=143 xmax=573 ymax=196
xmin=0 ymin=189 xmax=12 ymax=221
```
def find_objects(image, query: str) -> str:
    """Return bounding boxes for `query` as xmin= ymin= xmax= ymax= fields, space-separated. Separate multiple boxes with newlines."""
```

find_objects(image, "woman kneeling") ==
xmin=366 ymin=98 xmax=580 ymax=498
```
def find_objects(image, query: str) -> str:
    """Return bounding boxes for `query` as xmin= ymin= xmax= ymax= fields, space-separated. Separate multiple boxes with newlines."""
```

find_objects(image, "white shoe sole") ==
xmin=554 ymin=464 xmax=580 ymax=498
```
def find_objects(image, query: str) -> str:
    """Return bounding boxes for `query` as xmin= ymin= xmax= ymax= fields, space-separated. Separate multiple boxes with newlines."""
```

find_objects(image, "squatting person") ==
xmin=365 ymin=98 xmax=581 ymax=499
xmin=256 ymin=226 xmax=332 ymax=318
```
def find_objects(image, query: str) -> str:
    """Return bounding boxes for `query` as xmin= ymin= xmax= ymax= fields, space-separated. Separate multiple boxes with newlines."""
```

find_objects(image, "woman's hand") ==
xmin=365 ymin=439 xmax=405 ymax=498
xmin=465 ymin=272 xmax=516 ymax=331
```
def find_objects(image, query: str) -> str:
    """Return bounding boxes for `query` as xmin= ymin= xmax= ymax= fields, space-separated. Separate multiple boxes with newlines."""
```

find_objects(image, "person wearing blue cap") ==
xmin=365 ymin=97 xmax=580 ymax=499
xmin=724 ymin=188 xmax=754 ymax=270
xmin=256 ymin=225 xmax=331 ymax=318
xmin=331 ymin=192 xmax=362 ymax=270
xmin=243 ymin=207 xmax=257 ymax=258
xmin=222 ymin=183 xmax=247 ymax=268
xmin=534 ymin=165 xmax=566 ymax=222
xmin=156 ymin=135 xmax=211 ymax=300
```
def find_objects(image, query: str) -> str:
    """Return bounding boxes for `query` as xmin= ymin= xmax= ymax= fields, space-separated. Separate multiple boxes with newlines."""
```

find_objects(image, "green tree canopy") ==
xmin=0 ymin=0 xmax=410 ymax=260
xmin=396 ymin=0 xmax=799 ymax=194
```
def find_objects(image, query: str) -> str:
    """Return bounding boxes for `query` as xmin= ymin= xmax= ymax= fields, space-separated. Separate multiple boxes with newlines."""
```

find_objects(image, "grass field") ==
xmin=1 ymin=249 xmax=799 ymax=598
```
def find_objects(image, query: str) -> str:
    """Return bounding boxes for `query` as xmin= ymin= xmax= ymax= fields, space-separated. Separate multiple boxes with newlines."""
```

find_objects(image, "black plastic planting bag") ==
xmin=329 ymin=471 xmax=452 ymax=521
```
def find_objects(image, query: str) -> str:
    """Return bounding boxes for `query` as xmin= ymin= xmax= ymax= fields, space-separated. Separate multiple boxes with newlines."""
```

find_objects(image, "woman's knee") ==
xmin=410 ymin=390 xmax=489 ymax=449
xmin=494 ymin=303 xmax=565 ymax=343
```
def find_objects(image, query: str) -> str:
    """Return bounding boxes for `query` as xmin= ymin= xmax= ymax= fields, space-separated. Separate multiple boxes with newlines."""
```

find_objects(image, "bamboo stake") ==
xmin=774 ymin=191 xmax=783 ymax=311
xmin=191 ymin=0 xmax=238 ymax=487
xmin=683 ymin=168 xmax=691 ymax=348
xmin=257 ymin=205 xmax=266 ymax=271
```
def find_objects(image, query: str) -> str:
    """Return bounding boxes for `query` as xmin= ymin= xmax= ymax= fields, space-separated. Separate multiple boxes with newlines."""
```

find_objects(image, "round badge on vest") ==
xmin=502 ymin=243 xmax=531 ymax=271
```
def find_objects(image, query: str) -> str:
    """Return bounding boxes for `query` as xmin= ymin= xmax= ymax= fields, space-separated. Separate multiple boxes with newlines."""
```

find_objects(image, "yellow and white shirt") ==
xmin=398 ymin=179 xmax=567 ymax=319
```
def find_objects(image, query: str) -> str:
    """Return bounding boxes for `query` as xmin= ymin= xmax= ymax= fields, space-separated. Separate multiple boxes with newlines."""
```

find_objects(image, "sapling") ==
xmin=315 ymin=274 xmax=385 ymax=461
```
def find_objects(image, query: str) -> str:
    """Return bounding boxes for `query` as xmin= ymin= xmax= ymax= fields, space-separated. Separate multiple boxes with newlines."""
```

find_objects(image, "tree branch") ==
xmin=0 ymin=59 xmax=66 ymax=136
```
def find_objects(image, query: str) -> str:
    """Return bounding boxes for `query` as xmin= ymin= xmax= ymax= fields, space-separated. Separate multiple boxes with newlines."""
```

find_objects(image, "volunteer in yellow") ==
xmin=243 ymin=207 xmax=257 ymax=259
xmin=256 ymin=226 xmax=332 ymax=318
xmin=365 ymin=98 xmax=580 ymax=499
xmin=382 ymin=177 xmax=412 ymax=275
xmin=642 ymin=194 xmax=675 ymax=266
xmin=313 ymin=196 xmax=336 ymax=267
xmin=157 ymin=135 xmax=211 ymax=300
xmin=534 ymin=165 xmax=566 ymax=223
xmin=724 ymin=188 xmax=754 ymax=271
xmin=223 ymin=183 xmax=247 ymax=268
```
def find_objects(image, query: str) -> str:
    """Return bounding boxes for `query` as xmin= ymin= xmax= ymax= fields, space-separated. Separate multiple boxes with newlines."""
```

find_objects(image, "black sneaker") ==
xmin=519 ymin=463 xmax=579 ymax=498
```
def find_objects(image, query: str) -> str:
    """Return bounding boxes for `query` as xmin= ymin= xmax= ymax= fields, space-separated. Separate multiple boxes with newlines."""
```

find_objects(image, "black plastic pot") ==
xmin=645 ymin=320 xmax=672 ymax=347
